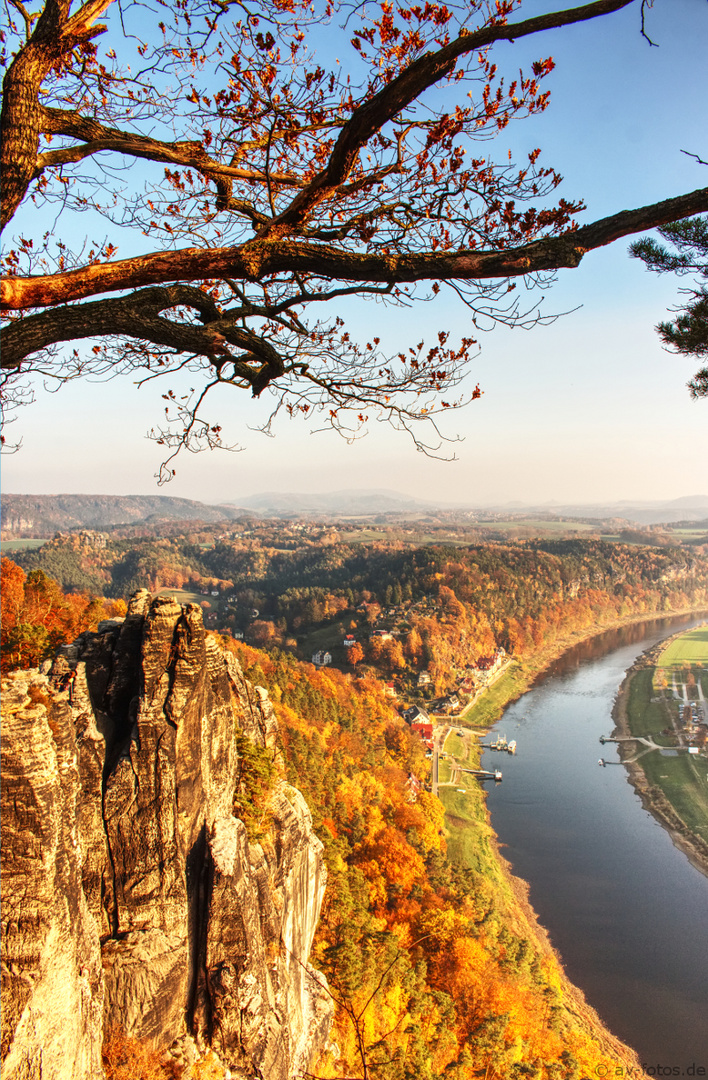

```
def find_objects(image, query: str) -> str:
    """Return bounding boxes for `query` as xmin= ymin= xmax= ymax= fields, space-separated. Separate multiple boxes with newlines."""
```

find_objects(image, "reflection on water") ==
xmin=483 ymin=613 xmax=708 ymax=1066
xmin=540 ymin=614 xmax=708 ymax=678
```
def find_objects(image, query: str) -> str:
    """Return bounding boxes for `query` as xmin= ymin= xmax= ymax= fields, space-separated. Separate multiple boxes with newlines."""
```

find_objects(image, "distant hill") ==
xmin=480 ymin=496 xmax=708 ymax=527
xmin=5 ymin=490 xmax=706 ymax=538
xmin=1 ymin=494 xmax=244 ymax=538
xmin=228 ymin=488 xmax=433 ymax=517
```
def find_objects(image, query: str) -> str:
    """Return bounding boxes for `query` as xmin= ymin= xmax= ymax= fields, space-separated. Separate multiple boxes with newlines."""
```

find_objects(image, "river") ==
xmin=481 ymin=614 xmax=708 ymax=1070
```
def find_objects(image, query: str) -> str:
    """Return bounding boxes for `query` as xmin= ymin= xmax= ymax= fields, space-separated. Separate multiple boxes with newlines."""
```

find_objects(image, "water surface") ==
xmin=482 ymin=615 xmax=708 ymax=1068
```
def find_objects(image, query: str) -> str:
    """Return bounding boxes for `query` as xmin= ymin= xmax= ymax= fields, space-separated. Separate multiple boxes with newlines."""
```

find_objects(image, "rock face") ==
xmin=1 ymin=593 xmax=332 ymax=1079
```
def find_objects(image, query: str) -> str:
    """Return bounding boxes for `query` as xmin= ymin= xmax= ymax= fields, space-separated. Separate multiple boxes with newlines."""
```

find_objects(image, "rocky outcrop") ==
xmin=1 ymin=593 xmax=332 ymax=1080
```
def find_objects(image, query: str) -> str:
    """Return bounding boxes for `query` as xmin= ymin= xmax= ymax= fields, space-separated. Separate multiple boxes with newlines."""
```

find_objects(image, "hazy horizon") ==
xmin=3 ymin=486 xmax=708 ymax=513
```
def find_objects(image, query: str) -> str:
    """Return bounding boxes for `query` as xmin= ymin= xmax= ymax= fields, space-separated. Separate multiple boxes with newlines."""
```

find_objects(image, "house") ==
xmin=232 ymin=631 xmax=244 ymax=640
xmin=405 ymin=773 xmax=422 ymax=803
xmin=403 ymin=705 xmax=430 ymax=726
xmin=370 ymin=630 xmax=393 ymax=642
xmin=384 ymin=682 xmax=397 ymax=698
xmin=417 ymin=672 xmax=432 ymax=687
xmin=343 ymin=635 xmax=357 ymax=648
xmin=411 ymin=719 xmax=434 ymax=740
xmin=312 ymin=651 xmax=332 ymax=668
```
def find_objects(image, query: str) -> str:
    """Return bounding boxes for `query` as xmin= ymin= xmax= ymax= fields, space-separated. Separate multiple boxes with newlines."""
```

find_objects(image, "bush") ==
xmin=102 ymin=1029 xmax=179 ymax=1080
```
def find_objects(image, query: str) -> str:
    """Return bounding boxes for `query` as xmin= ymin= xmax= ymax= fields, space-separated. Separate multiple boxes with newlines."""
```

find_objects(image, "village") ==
xmin=309 ymin=598 xmax=513 ymax=753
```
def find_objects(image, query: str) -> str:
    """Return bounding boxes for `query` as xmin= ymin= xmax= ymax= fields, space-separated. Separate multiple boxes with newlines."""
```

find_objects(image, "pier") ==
xmin=600 ymin=734 xmax=662 ymax=750
xmin=460 ymin=767 xmax=502 ymax=781
xmin=598 ymin=733 xmax=670 ymax=765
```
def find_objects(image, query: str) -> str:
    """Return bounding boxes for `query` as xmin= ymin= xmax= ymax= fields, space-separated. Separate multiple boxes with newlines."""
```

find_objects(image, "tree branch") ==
xmin=258 ymin=0 xmax=635 ymax=239
xmin=38 ymin=107 xmax=304 ymax=188
xmin=4 ymin=187 xmax=708 ymax=312
xmin=0 ymin=0 xmax=113 ymax=230
xmin=0 ymin=284 xmax=286 ymax=393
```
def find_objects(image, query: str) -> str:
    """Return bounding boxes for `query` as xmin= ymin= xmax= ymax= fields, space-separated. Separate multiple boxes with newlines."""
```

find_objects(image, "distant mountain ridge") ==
xmin=480 ymin=496 xmax=708 ymax=526
xmin=3 ymin=490 xmax=707 ymax=538
xmin=1 ymin=493 xmax=244 ymax=537
xmin=229 ymin=487 xmax=433 ymax=516
xmin=0 ymin=489 xmax=433 ymax=537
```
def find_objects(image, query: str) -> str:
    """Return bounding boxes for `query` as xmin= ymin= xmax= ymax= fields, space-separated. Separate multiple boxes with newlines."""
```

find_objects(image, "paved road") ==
xmin=431 ymin=725 xmax=448 ymax=797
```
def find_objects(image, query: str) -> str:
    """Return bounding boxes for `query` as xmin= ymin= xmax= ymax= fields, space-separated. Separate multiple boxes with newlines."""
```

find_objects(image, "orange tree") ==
xmin=2 ymin=0 xmax=707 ymax=474
xmin=0 ymin=556 xmax=123 ymax=671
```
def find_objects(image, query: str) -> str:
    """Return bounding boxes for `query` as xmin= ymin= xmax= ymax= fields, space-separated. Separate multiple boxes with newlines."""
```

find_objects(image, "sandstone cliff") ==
xmin=1 ymin=592 xmax=332 ymax=1079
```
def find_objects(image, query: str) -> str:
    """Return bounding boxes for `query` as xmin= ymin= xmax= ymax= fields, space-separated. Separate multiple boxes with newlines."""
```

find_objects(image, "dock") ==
xmin=461 ymin=767 xmax=502 ymax=781
xmin=480 ymin=737 xmax=516 ymax=754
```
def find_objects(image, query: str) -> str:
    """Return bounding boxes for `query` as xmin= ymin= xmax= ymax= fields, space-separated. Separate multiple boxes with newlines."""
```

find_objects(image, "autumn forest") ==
xmin=3 ymin=520 xmax=708 ymax=1077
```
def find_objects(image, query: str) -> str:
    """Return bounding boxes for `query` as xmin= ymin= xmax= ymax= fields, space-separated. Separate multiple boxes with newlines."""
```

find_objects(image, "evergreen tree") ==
xmin=630 ymin=215 xmax=708 ymax=397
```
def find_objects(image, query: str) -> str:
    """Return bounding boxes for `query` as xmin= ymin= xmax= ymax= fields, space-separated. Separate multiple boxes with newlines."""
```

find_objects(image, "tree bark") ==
xmin=0 ymin=0 xmax=112 ymax=230
xmin=3 ymin=187 xmax=707 ymax=314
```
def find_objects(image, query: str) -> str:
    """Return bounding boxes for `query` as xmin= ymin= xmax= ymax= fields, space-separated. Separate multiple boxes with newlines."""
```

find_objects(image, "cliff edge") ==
xmin=1 ymin=591 xmax=332 ymax=1079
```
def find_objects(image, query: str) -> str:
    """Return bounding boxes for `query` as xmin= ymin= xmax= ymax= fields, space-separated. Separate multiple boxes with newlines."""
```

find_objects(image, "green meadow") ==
xmin=624 ymin=624 xmax=708 ymax=854
xmin=657 ymin=624 xmax=708 ymax=668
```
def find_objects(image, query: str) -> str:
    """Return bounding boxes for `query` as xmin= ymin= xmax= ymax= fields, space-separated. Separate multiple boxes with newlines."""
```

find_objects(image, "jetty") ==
xmin=481 ymin=736 xmax=517 ymax=754
xmin=598 ymin=733 xmax=674 ymax=765
xmin=600 ymin=734 xmax=662 ymax=750
xmin=461 ymin=767 xmax=503 ymax=782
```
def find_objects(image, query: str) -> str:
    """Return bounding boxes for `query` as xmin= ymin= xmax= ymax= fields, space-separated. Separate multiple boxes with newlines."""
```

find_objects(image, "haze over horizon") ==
xmin=3 ymin=487 xmax=708 ymax=517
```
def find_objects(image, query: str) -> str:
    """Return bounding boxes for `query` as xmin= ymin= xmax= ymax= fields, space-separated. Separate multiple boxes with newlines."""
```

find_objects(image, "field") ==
xmin=626 ymin=668 xmax=674 ymax=741
xmin=155 ymin=588 xmax=209 ymax=607
xmin=462 ymin=665 xmax=529 ymax=728
xmin=621 ymin=625 xmax=708 ymax=856
xmin=1 ymin=539 xmax=48 ymax=551
xmin=437 ymin=758 xmax=453 ymax=786
xmin=640 ymin=751 xmax=708 ymax=846
xmin=438 ymin=726 xmax=518 ymax=909
xmin=657 ymin=624 xmax=708 ymax=667
xmin=474 ymin=518 xmax=598 ymax=534
xmin=340 ymin=517 xmax=605 ymax=546
xmin=444 ymin=731 xmax=467 ymax=759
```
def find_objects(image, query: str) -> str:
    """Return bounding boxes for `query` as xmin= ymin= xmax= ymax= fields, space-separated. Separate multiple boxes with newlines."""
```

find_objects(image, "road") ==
xmin=431 ymin=725 xmax=446 ymax=797
xmin=432 ymin=724 xmax=496 ymax=795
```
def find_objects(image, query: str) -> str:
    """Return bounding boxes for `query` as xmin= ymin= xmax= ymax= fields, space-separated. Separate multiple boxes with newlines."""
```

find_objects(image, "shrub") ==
xmin=102 ymin=1029 xmax=179 ymax=1080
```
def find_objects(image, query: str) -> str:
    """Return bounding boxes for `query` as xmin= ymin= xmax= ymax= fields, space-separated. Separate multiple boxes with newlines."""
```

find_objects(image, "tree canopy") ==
xmin=630 ymin=214 xmax=708 ymax=399
xmin=1 ymin=0 xmax=707 ymax=475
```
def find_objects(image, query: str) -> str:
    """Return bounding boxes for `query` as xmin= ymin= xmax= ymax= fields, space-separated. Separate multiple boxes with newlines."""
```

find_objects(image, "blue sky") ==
xmin=2 ymin=0 xmax=707 ymax=506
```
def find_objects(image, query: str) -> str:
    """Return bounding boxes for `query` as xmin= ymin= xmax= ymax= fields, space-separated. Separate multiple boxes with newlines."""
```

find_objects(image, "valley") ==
xmin=3 ymin=514 xmax=708 ymax=1079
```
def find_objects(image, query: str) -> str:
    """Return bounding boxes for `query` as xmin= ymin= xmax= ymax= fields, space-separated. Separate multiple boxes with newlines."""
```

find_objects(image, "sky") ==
xmin=2 ymin=0 xmax=707 ymax=508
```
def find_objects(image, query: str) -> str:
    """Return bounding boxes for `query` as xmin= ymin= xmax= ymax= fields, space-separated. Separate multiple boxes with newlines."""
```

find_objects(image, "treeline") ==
xmin=15 ymin=533 xmax=708 ymax=693
xmin=228 ymin=640 xmax=636 ymax=1079
xmin=0 ymin=557 xmax=124 ymax=673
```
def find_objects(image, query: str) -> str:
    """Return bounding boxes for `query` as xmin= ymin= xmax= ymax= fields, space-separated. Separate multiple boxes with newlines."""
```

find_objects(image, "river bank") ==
xmin=611 ymin=626 xmax=708 ymax=879
xmin=440 ymin=772 xmax=649 ymax=1077
xmin=443 ymin=604 xmax=708 ymax=1076
xmin=464 ymin=604 xmax=708 ymax=732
